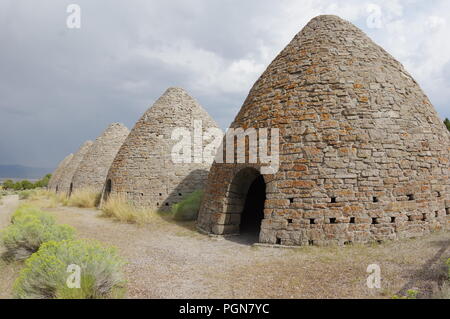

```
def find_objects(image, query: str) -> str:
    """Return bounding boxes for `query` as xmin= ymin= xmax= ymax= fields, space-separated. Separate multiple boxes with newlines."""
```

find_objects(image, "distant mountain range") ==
xmin=0 ymin=165 xmax=53 ymax=180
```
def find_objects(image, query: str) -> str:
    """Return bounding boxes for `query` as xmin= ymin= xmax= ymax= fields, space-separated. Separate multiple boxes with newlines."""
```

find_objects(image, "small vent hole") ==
xmin=308 ymin=240 xmax=314 ymax=246
xmin=276 ymin=238 xmax=282 ymax=245
xmin=408 ymin=215 xmax=413 ymax=222
xmin=407 ymin=194 xmax=415 ymax=201
xmin=391 ymin=217 xmax=396 ymax=223
xmin=309 ymin=219 xmax=316 ymax=225
xmin=349 ymin=217 xmax=355 ymax=224
xmin=289 ymin=198 xmax=294 ymax=204
xmin=331 ymin=197 xmax=337 ymax=203
xmin=422 ymin=213 xmax=427 ymax=221
xmin=435 ymin=211 xmax=439 ymax=218
xmin=373 ymin=197 xmax=379 ymax=203
xmin=372 ymin=218 xmax=378 ymax=225
xmin=287 ymin=219 xmax=293 ymax=224
xmin=329 ymin=218 xmax=337 ymax=224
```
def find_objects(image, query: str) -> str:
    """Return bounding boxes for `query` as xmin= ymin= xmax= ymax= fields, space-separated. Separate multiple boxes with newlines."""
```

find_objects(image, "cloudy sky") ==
xmin=1 ymin=0 xmax=449 ymax=169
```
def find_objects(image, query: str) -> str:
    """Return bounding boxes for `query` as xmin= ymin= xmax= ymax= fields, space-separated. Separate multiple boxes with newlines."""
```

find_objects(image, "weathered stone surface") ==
xmin=197 ymin=15 xmax=450 ymax=246
xmin=57 ymin=141 xmax=93 ymax=195
xmin=101 ymin=87 xmax=221 ymax=210
xmin=48 ymin=153 xmax=73 ymax=192
xmin=71 ymin=123 xmax=129 ymax=193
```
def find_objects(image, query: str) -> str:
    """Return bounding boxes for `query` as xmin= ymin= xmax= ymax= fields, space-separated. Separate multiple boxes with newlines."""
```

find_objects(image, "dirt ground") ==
xmin=0 ymin=195 xmax=21 ymax=299
xmin=0 ymin=195 xmax=449 ymax=299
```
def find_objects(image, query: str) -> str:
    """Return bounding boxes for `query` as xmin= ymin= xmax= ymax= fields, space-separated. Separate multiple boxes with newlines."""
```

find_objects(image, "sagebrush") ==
xmin=14 ymin=239 xmax=126 ymax=299
xmin=1 ymin=206 xmax=75 ymax=261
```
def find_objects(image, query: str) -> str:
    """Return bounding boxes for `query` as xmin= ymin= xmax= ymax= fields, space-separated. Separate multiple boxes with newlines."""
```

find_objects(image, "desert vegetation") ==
xmin=1 ymin=205 xmax=75 ymax=260
xmin=14 ymin=239 xmax=126 ymax=299
xmin=100 ymin=190 xmax=203 ymax=224
xmin=445 ymin=118 xmax=450 ymax=131
xmin=0 ymin=203 xmax=126 ymax=299
xmin=100 ymin=194 xmax=160 ymax=224
xmin=66 ymin=189 xmax=101 ymax=208
xmin=1 ymin=174 xmax=52 ymax=191
xmin=171 ymin=190 xmax=203 ymax=221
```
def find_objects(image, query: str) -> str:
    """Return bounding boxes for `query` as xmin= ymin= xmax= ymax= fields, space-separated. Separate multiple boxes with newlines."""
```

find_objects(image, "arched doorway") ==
xmin=104 ymin=179 xmax=112 ymax=201
xmin=227 ymin=167 xmax=266 ymax=243
xmin=69 ymin=183 xmax=73 ymax=197
xmin=240 ymin=175 xmax=266 ymax=238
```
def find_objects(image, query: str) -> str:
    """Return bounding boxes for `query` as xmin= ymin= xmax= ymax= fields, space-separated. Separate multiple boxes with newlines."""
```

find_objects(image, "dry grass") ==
xmin=66 ymin=189 xmax=101 ymax=208
xmin=100 ymin=194 xmax=162 ymax=224
xmin=22 ymin=189 xmax=60 ymax=208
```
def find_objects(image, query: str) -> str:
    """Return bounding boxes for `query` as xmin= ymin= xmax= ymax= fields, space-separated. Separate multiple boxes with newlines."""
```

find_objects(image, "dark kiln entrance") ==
xmin=227 ymin=168 xmax=266 ymax=243
xmin=240 ymin=175 xmax=265 ymax=238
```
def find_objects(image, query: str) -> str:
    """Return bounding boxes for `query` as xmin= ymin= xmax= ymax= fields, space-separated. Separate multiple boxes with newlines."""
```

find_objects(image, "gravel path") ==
xmin=0 ymin=195 xmax=21 ymax=299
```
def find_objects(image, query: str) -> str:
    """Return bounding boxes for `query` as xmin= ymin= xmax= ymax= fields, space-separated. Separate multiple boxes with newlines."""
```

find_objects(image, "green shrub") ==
xmin=445 ymin=118 xmax=450 ymax=131
xmin=2 ymin=179 xmax=15 ymax=190
xmin=1 ymin=174 xmax=52 ymax=191
xmin=19 ymin=190 xmax=33 ymax=200
xmin=11 ymin=205 xmax=55 ymax=226
xmin=1 ymin=208 xmax=74 ymax=261
xmin=171 ymin=190 xmax=204 ymax=221
xmin=14 ymin=240 xmax=126 ymax=299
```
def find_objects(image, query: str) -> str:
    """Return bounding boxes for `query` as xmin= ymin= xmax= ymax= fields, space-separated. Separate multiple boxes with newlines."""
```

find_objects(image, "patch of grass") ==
xmin=1 ymin=206 xmax=75 ymax=261
xmin=11 ymin=204 xmax=55 ymax=226
xmin=101 ymin=194 xmax=159 ymax=224
xmin=13 ymin=239 xmax=126 ymax=299
xmin=171 ymin=190 xmax=203 ymax=221
xmin=67 ymin=189 xmax=101 ymax=208
xmin=392 ymin=289 xmax=419 ymax=299
xmin=20 ymin=189 xmax=68 ymax=208
xmin=18 ymin=190 xmax=33 ymax=200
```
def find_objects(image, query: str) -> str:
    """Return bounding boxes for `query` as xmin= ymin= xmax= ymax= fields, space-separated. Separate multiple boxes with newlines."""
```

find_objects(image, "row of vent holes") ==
xmin=157 ymin=192 xmax=184 ymax=207
xmin=306 ymin=213 xmax=445 ymax=225
xmin=156 ymin=202 xmax=170 ymax=206
xmin=289 ymin=193 xmax=444 ymax=205
xmin=159 ymin=193 xmax=183 ymax=197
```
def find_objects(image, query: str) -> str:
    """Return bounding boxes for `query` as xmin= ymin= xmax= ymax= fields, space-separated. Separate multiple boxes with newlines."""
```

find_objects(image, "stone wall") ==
xmin=57 ymin=141 xmax=93 ymax=195
xmin=71 ymin=123 xmax=129 ymax=194
xmin=102 ymin=87 xmax=221 ymax=210
xmin=197 ymin=15 xmax=450 ymax=246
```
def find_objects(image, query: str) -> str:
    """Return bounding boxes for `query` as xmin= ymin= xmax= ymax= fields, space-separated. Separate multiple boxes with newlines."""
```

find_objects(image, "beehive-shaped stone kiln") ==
xmin=48 ymin=153 xmax=73 ymax=192
xmin=57 ymin=140 xmax=93 ymax=195
xmin=197 ymin=15 xmax=450 ymax=246
xmin=71 ymin=123 xmax=129 ymax=194
xmin=102 ymin=87 xmax=221 ymax=210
